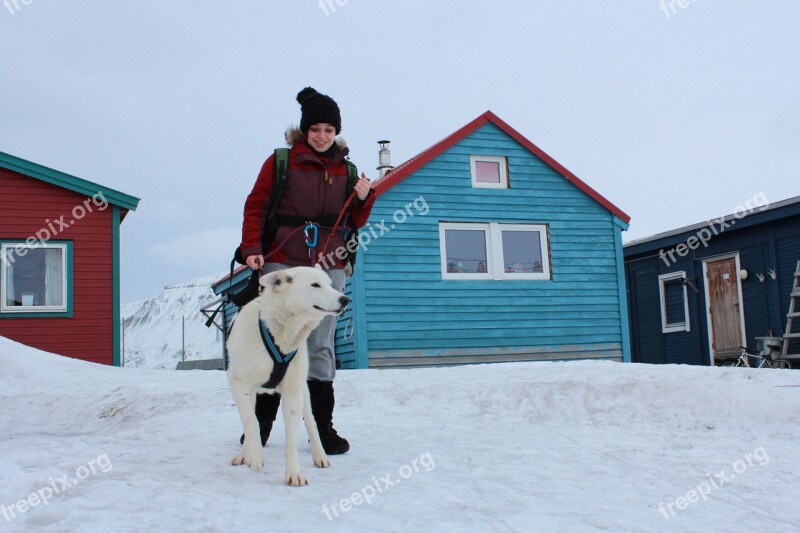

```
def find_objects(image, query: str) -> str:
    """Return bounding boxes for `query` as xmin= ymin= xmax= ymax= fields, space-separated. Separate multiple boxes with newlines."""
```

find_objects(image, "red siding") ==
xmin=0 ymin=168 xmax=114 ymax=365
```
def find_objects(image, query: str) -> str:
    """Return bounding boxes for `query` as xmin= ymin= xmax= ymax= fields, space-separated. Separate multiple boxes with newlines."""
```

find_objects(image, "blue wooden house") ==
xmin=623 ymin=194 xmax=800 ymax=366
xmin=210 ymin=111 xmax=631 ymax=369
xmin=338 ymin=111 xmax=631 ymax=368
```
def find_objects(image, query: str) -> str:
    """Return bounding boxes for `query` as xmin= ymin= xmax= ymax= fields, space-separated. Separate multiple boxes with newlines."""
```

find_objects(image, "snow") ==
xmin=121 ymin=273 xmax=225 ymax=369
xmin=1 ymin=335 xmax=799 ymax=532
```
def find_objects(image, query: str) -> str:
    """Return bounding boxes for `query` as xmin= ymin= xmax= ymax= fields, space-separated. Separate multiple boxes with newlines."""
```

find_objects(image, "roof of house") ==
xmin=372 ymin=110 xmax=630 ymax=224
xmin=0 ymin=150 xmax=140 ymax=215
xmin=176 ymin=358 xmax=224 ymax=370
xmin=212 ymin=264 xmax=250 ymax=292
xmin=623 ymin=194 xmax=800 ymax=257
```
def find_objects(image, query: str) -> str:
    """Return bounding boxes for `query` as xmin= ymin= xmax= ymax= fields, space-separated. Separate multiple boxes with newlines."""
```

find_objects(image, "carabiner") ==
xmin=304 ymin=223 xmax=318 ymax=247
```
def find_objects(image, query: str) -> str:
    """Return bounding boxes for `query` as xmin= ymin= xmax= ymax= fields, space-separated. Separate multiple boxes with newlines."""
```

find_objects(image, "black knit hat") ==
xmin=297 ymin=87 xmax=341 ymax=134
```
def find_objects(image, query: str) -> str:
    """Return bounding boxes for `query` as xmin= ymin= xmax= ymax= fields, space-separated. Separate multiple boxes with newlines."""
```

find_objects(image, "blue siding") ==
xmin=335 ymin=276 xmax=357 ymax=368
xmin=625 ymin=211 xmax=800 ymax=365
xmin=211 ymin=267 xmax=253 ymax=368
xmin=357 ymin=123 xmax=626 ymax=367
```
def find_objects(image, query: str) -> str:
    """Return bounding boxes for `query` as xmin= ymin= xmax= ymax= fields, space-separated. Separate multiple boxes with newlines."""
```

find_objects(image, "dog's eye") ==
xmin=311 ymin=282 xmax=321 ymax=288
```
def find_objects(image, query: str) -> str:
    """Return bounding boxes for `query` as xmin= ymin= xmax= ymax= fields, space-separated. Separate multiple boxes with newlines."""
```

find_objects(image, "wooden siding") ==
xmin=335 ymin=276 xmax=357 ymax=367
xmin=212 ymin=267 xmax=251 ymax=368
xmin=625 ymin=212 xmax=800 ymax=365
xmin=0 ymin=168 xmax=115 ymax=364
xmin=359 ymin=123 xmax=625 ymax=366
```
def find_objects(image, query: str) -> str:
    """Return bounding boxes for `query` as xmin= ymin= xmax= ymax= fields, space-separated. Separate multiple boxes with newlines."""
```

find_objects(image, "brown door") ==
xmin=706 ymin=257 xmax=744 ymax=359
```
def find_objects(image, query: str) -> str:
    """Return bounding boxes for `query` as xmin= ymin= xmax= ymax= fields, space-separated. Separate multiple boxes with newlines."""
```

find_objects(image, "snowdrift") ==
xmin=1 ymin=335 xmax=799 ymax=532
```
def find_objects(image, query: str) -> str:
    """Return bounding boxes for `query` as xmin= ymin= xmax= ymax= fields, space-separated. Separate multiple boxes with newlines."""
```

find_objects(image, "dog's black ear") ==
xmin=259 ymin=271 xmax=286 ymax=291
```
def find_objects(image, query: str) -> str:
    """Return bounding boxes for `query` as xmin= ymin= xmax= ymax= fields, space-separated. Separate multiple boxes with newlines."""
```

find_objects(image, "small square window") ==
xmin=1 ymin=243 xmax=68 ymax=313
xmin=475 ymin=161 xmax=501 ymax=183
xmin=470 ymin=155 xmax=508 ymax=189
xmin=500 ymin=228 xmax=547 ymax=276
xmin=440 ymin=226 xmax=490 ymax=279
xmin=659 ymin=271 xmax=690 ymax=333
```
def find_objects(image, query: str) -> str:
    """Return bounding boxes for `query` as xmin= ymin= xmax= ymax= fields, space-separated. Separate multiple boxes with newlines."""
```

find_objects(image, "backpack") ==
xmin=227 ymin=148 xmax=359 ymax=308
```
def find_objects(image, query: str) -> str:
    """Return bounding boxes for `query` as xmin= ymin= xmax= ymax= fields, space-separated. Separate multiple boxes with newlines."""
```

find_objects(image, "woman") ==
xmin=239 ymin=87 xmax=375 ymax=454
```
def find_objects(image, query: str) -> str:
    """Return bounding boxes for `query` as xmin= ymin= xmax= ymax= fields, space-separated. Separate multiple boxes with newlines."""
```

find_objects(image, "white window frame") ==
xmin=493 ymin=223 xmax=551 ymax=280
xmin=439 ymin=222 xmax=551 ymax=281
xmin=658 ymin=271 xmax=690 ymax=333
xmin=1 ymin=242 xmax=68 ymax=313
xmin=439 ymin=223 xmax=492 ymax=280
xmin=470 ymin=155 xmax=508 ymax=189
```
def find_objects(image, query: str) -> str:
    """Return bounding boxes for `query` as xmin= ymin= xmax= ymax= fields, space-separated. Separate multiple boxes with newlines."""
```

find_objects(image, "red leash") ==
xmin=253 ymin=188 xmax=360 ymax=269
xmin=315 ymin=188 xmax=359 ymax=267
xmin=261 ymin=225 xmax=308 ymax=262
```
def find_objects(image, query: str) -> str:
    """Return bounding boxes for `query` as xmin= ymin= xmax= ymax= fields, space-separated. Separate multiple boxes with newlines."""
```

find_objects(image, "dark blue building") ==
xmin=624 ymin=195 xmax=800 ymax=366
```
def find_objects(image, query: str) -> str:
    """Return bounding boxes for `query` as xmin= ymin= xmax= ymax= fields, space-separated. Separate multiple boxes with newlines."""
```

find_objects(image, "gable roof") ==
xmin=372 ymin=111 xmax=630 ymax=224
xmin=0 ymin=150 xmax=140 ymax=216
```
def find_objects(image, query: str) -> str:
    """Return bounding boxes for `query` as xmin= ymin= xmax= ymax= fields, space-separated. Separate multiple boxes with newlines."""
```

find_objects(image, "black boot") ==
xmin=307 ymin=380 xmax=349 ymax=455
xmin=240 ymin=393 xmax=280 ymax=446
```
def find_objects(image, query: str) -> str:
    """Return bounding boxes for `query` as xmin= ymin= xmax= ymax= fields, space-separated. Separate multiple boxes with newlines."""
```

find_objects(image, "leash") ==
xmin=263 ymin=224 xmax=309 ymax=263
xmin=245 ymin=186 xmax=361 ymax=274
xmin=315 ymin=189 xmax=359 ymax=267
xmin=228 ymin=225 xmax=310 ymax=304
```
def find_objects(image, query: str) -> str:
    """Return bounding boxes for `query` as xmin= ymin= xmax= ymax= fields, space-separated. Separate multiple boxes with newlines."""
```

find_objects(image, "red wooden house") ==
xmin=0 ymin=151 xmax=139 ymax=365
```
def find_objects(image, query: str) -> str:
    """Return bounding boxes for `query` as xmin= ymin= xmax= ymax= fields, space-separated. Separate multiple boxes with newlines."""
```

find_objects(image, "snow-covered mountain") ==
xmin=121 ymin=273 xmax=225 ymax=369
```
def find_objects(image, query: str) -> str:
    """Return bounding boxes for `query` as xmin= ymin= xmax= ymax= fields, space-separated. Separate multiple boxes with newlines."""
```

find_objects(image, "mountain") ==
xmin=121 ymin=273 xmax=225 ymax=369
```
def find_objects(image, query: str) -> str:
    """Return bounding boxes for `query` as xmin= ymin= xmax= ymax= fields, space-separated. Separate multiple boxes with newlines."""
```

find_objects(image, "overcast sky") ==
xmin=1 ymin=1 xmax=798 ymax=303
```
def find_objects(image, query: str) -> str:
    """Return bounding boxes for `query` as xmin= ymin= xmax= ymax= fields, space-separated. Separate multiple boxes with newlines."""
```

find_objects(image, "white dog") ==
xmin=226 ymin=266 xmax=349 ymax=486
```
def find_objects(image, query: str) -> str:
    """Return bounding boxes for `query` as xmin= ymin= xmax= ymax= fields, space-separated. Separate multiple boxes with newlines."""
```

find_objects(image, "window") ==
xmin=499 ymin=225 xmax=546 ymax=275
xmin=441 ymin=225 xmax=490 ymax=280
xmin=1 ymin=242 xmax=70 ymax=314
xmin=470 ymin=155 xmax=508 ymax=189
xmin=658 ymin=271 xmax=689 ymax=333
xmin=439 ymin=223 xmax=550 ymax=280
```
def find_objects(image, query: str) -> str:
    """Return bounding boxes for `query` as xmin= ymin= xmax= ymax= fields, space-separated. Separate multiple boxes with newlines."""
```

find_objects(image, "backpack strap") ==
xmin=342 ymin=158 xmax=359 ymax=230
xmin=269 ymin=148 xmax=291 ymax=222
xmin=344 ymin=159 xmax=358 ymax=195
xmin=253 ymin=148 xmax=291 ymax=258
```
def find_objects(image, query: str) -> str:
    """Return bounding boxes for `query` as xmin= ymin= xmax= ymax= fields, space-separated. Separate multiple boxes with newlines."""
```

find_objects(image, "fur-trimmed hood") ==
xmin=285 ymin=126 xmax=347 ymax=149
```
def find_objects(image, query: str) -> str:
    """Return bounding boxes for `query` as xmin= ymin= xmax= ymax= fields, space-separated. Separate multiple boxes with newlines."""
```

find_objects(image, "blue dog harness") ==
xmin=259 ymin=312 xmax=297 ymax=389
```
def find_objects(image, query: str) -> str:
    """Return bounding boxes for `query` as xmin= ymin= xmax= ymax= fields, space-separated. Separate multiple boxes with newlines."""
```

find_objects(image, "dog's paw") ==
xmin=312 ymin=452 xmax=330 ymax=468
xmin=231 ymin=446 xmax=265 ymax=473
xmin=285 ymin=471 xmax=309 ymax=486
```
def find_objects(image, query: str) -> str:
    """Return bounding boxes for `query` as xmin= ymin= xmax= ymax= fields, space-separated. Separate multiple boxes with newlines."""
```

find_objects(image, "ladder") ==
xmin=782 ymin=260 xmax=800 ymax=356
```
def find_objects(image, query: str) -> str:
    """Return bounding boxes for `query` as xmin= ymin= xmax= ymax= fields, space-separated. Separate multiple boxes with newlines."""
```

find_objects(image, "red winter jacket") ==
xmin=240 ymin=132 xmax=376 ymax=269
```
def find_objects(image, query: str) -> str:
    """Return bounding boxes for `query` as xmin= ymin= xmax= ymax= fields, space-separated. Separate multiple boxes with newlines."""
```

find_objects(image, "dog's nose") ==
xmin=339 ymin=295 xmax=350 ymax=307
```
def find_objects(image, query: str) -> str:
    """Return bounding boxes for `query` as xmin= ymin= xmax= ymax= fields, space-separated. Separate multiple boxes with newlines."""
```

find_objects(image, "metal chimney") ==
xmin=377 ymin=140 xmax=394 ymax=178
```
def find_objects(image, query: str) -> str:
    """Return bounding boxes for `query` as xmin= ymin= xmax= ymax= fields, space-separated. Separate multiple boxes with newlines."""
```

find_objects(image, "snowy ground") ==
xmin=1 ymin=335 xmax=799 ymax=532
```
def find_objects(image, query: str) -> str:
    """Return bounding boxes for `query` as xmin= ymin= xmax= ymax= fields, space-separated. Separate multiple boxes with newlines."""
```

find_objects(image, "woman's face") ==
xmin=306 ymin=123 xmax=336 ymax=152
